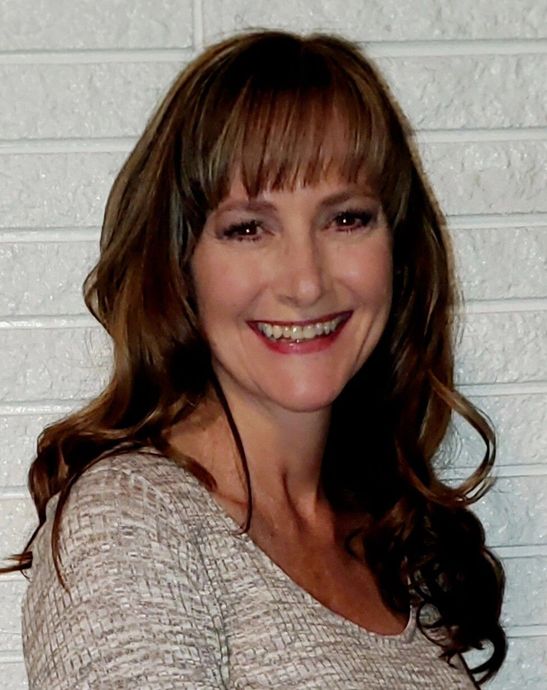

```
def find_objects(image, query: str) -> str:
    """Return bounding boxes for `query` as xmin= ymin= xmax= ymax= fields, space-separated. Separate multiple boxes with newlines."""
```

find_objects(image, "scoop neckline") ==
xmin=179 ymin=464 xmax=417 ymax=645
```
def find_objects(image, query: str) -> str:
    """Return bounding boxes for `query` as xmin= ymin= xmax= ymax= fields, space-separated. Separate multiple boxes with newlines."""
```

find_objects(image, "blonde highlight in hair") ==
xmin=2 ymin=30 xmax=505 ymax=684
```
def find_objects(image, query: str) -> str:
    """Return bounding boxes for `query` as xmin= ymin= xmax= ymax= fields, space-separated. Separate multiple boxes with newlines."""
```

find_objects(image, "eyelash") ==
xmin=222 ymin=220 xmax=263 ymax=242
xmin=333 ymin=209 xmax=377 ymax=232
xmin=220 ymin=209 xmax=377 ymax=242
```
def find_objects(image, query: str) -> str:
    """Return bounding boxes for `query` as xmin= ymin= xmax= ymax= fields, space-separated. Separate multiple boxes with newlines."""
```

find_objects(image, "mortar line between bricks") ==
xmin=0 ymin=228 xmax=99 ymax=243
xmin=0 ymin=137 xmax=135 ymax=154
xmin=447 ymin=464 xmax=547 ymax=479
xmin=0 ymin=128 xmax=546 ymax=154
xmin=363 ymin=38 xmax=547 ymax=57
xmin=496 ymin=544 xmax=547 ymax=558
xmin=506 ymin=625 xmax=547 ymax=638
xmin=0 ymin=315 xmax=96 ymax=329
xmin=0 ymin=571 xmax=27 ymax=582
xmin=448 ymin=213 xmax=547 ymax=228
xmin=0 ymin=400 xmax=85 ymax=415
xmin=0 ymin=39 xmax=545 ymax=64
xmin=417 ymin=127 xmax=547 ymax=143
xmin=0 ymin=487 xmax=31 ymax=498
xmin=464 ymin=298 xmax=547 ymax=314
xmin=0 ymin=48 xmax=195 ymax=65
xmin=459 ymin=381 xmax=547 ymax=396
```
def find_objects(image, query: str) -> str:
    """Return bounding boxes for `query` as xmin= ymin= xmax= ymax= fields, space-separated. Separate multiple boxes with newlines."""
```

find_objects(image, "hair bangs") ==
xmin=191 ymin=43 xmax=406 ymax=218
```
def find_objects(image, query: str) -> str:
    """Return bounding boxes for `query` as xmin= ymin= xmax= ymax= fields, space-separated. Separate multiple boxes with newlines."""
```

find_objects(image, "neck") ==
xmin=167 ymin=381 xmax=332 ymax=524
xmin=228 ymin=389 xmax=331 ymax=519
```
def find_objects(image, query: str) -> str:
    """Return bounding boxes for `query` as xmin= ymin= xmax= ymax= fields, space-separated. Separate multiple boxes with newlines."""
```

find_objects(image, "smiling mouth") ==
xmin=250 ymin=312 xmax=352 ymax=343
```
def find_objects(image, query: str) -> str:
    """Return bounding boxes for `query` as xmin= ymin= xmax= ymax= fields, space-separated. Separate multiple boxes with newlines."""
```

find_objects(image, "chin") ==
xmin=264 ymin=384 xmax=342 ymax=414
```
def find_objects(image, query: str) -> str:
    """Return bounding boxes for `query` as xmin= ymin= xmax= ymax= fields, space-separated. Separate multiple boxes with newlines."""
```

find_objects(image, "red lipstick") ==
xmin=247 ymin=311 xmax=352 ymax=355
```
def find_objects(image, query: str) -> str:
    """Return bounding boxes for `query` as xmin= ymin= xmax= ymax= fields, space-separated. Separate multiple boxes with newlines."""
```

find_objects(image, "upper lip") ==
xmin=248 ymin=311 xmax=352 ymax=327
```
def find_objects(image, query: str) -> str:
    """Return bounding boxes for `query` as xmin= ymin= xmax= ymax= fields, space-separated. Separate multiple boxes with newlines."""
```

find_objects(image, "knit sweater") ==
xmin=22 ymin=451 xmax=477 ymax=689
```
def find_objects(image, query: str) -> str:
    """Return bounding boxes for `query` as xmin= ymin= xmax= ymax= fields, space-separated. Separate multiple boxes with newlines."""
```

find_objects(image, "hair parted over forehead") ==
xmin=159 ymin=31 xmax=413 ymax=238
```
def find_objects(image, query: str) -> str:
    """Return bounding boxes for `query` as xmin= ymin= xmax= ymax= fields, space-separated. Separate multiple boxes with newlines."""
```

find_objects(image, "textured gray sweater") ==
xmin=22 ymin=452 xmax=477 ymax=689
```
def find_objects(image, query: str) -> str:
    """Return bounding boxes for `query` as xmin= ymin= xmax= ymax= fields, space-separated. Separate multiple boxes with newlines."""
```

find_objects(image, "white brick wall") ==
xmin=1 ymin=1 xmax=545 ymax=687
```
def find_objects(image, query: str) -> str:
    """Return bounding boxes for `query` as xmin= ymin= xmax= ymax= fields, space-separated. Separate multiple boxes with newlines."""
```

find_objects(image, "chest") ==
xmin=203 ymin=527 xmax=473 ymax=690
xmin=247 ymin=524 xmax=408 ymax=636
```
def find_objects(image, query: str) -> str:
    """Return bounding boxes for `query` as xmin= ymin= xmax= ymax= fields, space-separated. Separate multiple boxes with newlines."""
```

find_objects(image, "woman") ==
xmin=2 ymin=30 xmax=505 ymax=688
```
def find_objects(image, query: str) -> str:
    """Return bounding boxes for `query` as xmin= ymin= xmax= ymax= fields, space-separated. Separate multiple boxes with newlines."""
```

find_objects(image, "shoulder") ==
xmin=27 ymin=449 xmax=217 ymax=590
xmin=73 ymin=447 xmax=205 ymax=490
xmin=41 ymin=449 xmax=213 ymax=560
xmin=60 ymin=451 xmax=206 ymax=525
xmin=23 ymin=451 xmax=228 ymax=688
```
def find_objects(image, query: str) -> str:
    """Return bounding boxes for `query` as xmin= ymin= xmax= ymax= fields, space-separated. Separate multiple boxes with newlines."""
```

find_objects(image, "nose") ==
xmin=274 ymin=233 xmax=328 ymax=308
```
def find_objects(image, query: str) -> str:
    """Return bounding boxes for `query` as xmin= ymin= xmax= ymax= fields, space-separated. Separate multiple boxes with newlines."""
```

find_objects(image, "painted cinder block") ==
xmin=474 ymin=476 xmax=547 ymax=546
xmin=451 ymin=226 xmax=547 ymax=301
xmin=502 ymin=557 xmax=547 ymax=627
xmin=456 ymin=311 xmax=547 ymax=385
xmin=0 ymin=152 xmax=126 ymax=229
xmin=467 ymin=637 xmax=547 ymax=689
xmin=1 ymin=142 xmax=545 ymax=229
xmin=0 ymin=413 xmax=68 ymax=487
xmin=376 ymin=54 xmax=547 ymax=131
xmin=0 ymin=662 xmax=27 ymax=690
xmin=2 ymin=54 xmax=546 ymax=141
xmin=202 ymin=0 xmax=547 ymax=41
xmin=0 ymin=327 xmax=111 ymax=402
xmin=0 ymin=63 xmax=182 ymax=141
xmin=449 ymin=394 xmax=547 ymax=468
xmin=0 ymin=241 xmax=97 ymax=317
xmin=0 ymin=496 xmax=35 ymax=559
xmin=420 ymin=141 xmax=547 ymax=216
xmin=0 ymin=578 xmax=26 ymax=655
xmin=0 ymin=0 xmax=193 ymax=51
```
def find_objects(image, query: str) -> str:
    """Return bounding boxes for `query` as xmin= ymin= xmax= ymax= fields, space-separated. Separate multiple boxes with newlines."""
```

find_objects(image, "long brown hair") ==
xmin=2 ymin=30 xmax=505 ymax=683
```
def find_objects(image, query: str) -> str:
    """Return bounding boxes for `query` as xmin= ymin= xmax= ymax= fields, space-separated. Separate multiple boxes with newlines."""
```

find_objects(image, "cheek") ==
xmin=340 ymin=243 xmax=393 ymax=303
xmin=191 ymin=244 xmax=263 ymax=326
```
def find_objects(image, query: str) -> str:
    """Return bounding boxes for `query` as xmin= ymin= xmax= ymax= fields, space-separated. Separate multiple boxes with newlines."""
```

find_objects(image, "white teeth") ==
xmin=256 ymin=315 xmax=345 ymax=342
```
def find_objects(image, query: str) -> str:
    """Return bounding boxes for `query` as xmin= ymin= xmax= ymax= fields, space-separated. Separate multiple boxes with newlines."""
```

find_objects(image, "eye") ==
xmin=221 ymin=220 xmax=263 ymax=242
xmin=332 ymin=209 xmax=376 ymax=232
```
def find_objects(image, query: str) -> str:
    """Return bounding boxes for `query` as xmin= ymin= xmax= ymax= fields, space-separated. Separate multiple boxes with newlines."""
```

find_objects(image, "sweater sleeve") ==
xmin=22 ymin=461 xmax=228 ymax=690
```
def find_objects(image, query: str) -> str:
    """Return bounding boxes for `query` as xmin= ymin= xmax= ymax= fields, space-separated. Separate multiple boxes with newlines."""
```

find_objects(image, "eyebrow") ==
xmin=317 ymin=189 xmax=379 ymax=209
xmin=214 ymin=187 xmax=379 ymax=215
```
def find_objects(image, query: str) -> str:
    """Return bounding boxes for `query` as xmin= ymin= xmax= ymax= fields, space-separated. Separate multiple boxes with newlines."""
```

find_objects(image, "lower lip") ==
xmin=248 ymin=314 xmax=351 ymax=355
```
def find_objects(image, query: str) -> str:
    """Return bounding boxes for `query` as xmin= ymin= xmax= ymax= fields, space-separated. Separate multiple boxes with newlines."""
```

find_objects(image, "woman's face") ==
xmin=191 ymin=170 xmax=393 ymax=416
